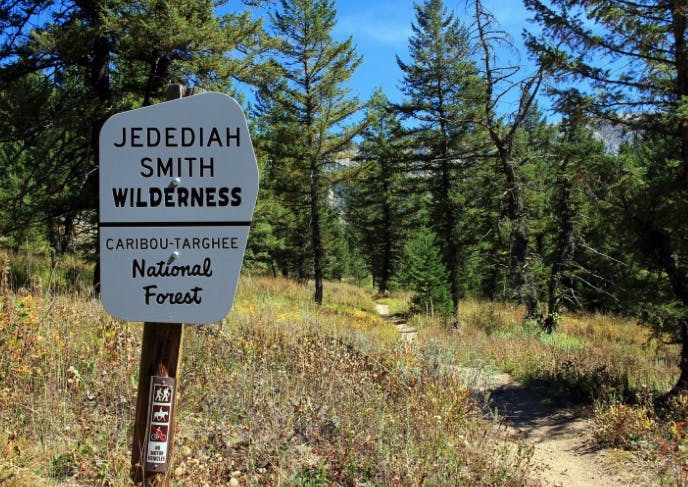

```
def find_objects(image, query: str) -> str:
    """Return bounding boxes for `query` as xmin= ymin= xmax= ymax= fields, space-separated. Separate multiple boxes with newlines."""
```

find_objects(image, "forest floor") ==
xmin=375 ymin=304 xmax=655 ymax=487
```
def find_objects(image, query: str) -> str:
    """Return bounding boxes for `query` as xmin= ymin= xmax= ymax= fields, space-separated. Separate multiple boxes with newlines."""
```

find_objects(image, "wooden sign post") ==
xmin=138 ymin=373 xmax=178 ymax=477
xmin=131 ymin=324 xmax=182 ymax=484
xmin=98 ymin=86 xmax=259 ymax=485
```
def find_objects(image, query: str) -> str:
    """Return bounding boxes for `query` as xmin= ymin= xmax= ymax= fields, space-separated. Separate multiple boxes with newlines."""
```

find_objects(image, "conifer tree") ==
xmin=396 ymin=0 xmax=483 ymax=315
xmin=400 ymin=227 xmax=453 ymax=317
xmin=244 ymin=155 xmax=290 ymax=274
xmin=538 ymin=108 xmax=609 ymax=332
xmin=472 ymin=0 xmax=545 ymax=316
xmin=525 ymin=0 xmax=688 ymax=394
xmin=345 ymin=90 xmax=413 ymax=294
xmin=0 ymin=0 xmax=266 ymax=251
xmin=253 ymin=98 xmax=312 ymax=280
xmin=256 ymin=0 xmax=363 ymax=305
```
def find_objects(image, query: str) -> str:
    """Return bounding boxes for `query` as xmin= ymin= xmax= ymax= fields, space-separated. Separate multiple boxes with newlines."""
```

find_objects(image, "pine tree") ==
xmin=537 ymin=108 xmax=609 ymax=332
xmin=472 ymin=0 xmax=545 ymax=317
xmin=244 ymin=155 xmax=289 ymax=274
xmin=400 ymin=227 xmax=453 ymax=317
xmin=0 ymin=0 xmax=266 ymax=252
xmin=396 ymin=0 xmax=483 ymax=315
xmin=345 ymin=90 xmax=414 ymax=294
xmin=256 ymin=0 xmax=363 ymax=305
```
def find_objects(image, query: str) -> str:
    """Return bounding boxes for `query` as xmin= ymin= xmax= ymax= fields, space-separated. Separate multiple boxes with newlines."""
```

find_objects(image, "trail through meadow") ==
xmin=375 ymin=304 xmax=653 ymax=487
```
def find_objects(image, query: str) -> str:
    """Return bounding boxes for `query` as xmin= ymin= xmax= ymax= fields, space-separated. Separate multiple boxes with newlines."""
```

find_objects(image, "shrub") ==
xmin=466 ymin=302 xmax=508 ymax=336
xmin=398 ymin=228 xmax=453 ymax=317
xmin=593 ymin=400 xmax=656 ymax=449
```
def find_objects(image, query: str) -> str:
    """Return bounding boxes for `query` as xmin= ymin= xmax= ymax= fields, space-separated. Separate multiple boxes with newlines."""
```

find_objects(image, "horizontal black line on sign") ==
xmin=99 ymin=221 xmax=252 ymax=228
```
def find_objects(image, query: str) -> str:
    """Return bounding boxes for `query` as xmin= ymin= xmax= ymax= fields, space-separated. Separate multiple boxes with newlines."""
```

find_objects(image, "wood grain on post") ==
xmin=131 ymin=84 xmax=186 ymax=486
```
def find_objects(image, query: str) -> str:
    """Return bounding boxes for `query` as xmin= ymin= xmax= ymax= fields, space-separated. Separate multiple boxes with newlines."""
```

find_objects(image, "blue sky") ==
xmin=332 ymin=1 xmax=536 ymax=103
xmin=223 ymin=0 xmax=542 ymax=115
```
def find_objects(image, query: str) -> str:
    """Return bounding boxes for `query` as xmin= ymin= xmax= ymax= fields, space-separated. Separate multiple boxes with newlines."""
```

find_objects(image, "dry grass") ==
xmin=414 ymin=298 xmax=687 ymax=484
xmin=0 ymin=273 xmax=534 ymax=486
xmin=417 ymin=299 xmax=679 ymax=400
xmin=6 ymin=248 xmax=682 ymax=485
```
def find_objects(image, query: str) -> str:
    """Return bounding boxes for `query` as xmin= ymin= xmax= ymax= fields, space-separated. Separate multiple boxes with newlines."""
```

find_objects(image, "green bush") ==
xmin=466 ymin=302 xmax=508 ymax=336
xmin=399 ymin=228 xmax=453 ymax=316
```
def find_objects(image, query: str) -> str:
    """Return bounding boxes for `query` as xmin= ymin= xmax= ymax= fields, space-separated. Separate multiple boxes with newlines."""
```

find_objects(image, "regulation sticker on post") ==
xmin=145 ymin=376 xmax=175 ymax=472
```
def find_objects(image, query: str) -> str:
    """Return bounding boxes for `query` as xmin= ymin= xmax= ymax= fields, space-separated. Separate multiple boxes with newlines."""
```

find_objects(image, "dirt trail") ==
xmin=375 ymin=304 xmax=416 ymax=342
xmin=375 ymin=305 xmax=651 ymax=487
xmin=467 ymin=368 xmax=646 ymax=486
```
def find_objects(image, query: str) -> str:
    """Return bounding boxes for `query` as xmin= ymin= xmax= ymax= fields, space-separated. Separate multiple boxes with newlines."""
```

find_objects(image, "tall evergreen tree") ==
xmin=396 ymin=0 xmax=483 ymax=315
xmin=256 ymin=0 xmax=363 ymax=305
xmin=244 ymin=154 xmax=290 ymax=274
xmin=525 ymin=0 xmax=688 ymax=394
xmin=345 ymin=90 xmax=413 ymax=293
xmin=537 ymin=108 xmax=609 ymax=331
xmin=253 ymin=97 xmax=312 ymax=279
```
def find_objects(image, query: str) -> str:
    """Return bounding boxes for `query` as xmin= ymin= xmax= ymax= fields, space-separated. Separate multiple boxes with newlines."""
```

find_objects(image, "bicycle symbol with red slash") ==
xmin=149 ymin=425 xmax=168 ymax=442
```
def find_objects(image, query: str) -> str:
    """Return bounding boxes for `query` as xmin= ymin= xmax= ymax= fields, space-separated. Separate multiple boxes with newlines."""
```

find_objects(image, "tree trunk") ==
xmin=439 ymin=157 xmax=460 ymax=315
xmin=60 ymin=215 xmax=74 ymax=254
xmin=668 ymin=3 xmax=688 ymax=394
xmin=311 ymin=158 xmax=324 ymax=305
xmin=670 ymin=0 xmax=688 ymax=187
xmin=673 ymin=320 xmax=688 ymax=394
xmin=380 ymin=238 xmax=391 ymax=294
xmin=143 ymin=50 xmax=161 ymax=107
xmin=499 ymin=149 xmax=535 ymax=315
xmin=639 ymin=222 xmax=688 ymax=395
xmin=544 ymin=173 xmax=575 ymax=332
xmin=670 ymin=4 xmax=688 ymax=394
xmin=379 ymin=193 xmax=393 ymax=294
xmin=142 ymin=49 xmax=170 ymax=107
xmin=87 ymin=11 xmax=110 ymax=297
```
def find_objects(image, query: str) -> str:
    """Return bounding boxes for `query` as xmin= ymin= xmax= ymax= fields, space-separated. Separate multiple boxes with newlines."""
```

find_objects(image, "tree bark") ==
xmin=475 ymin=0 xmax=543 ymax=317
xmin=85 ymin=4 xmax=110 ymax=297
xmin=545 ymin=173 xmax=575 ymax=332
xmin=440 ymin=159 xmax=460 ymax=315
xmin=380 ymin=214 xmax=392 ymax=294
xmin=670 ymin=0 xmax=688 ymax=187
xmin=499 ymin=148 xmax=534 ymax=315
xmin=143 ymin=49 xmax=171 ymax=107
xmin=311 ymin=157 xmax=324 ymax=305
xmin=668 ymin=3 xmax=688 ymax=394
xmin=379 ymin=166 xmax=393 ymax=294
xmin=674 ymin=320 xmax=688 ymax=394
xmin=435 ymin=108 xmax=460 ymax=315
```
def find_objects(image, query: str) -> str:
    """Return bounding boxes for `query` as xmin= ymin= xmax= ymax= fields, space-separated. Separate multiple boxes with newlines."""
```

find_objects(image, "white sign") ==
xmin=99 ymin=93 xmax=258 ymax=324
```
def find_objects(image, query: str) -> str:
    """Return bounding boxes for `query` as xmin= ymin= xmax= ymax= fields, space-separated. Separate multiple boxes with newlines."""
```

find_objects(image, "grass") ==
xmin=414 ymin=298 xmax=687 ymax=484
xmin=2 ymin=249 xmax=686 ymax=485
xmin=422 ymin=298 xmax=680 ymax=400
xmin=0 ymin=267 xmax=534 ymax=486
